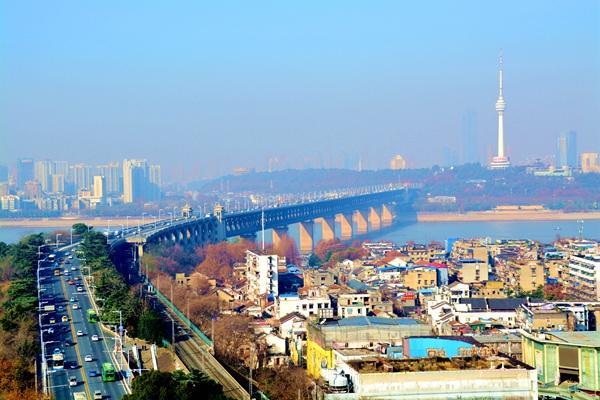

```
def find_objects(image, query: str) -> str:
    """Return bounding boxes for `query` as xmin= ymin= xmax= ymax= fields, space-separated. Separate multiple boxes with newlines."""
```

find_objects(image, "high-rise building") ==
xmin=581 ymin=152 xmax=600 ymax=173
xmin=34 ymin=160 xmax=54 ymax=192
xmin=23 ymin=180 xmax=41 ymax=199
xmin=489 ymin=52 xmax=510 ymax=169
xmin=461 ymin=111 xmax=478 ymax=164
xmin=122 ymin=159 xmax=148 ymax=203
xmin=93 ymin=175 xmax=105 ymax=199
xmin=149 ymin=165 xmax=162 ymax=201
xmin=556 ymin=131 xmax=577 ymax=169
xmin=51 ymin=174 xmax=65 ymax=193
xmin=69 ymin=164 xmax=93 ymax=192
xmin=245 ymin=250 xmax=284 ymax=301
xmin=53 ymin=161 xmax=69 ymax=176
xmin=97 ymin=162 xmax=121 ymax=194
xmin=17 ymin=159 xmax=34 ymax=189
xmin=389 ymin=155 xmax=407 ymax=170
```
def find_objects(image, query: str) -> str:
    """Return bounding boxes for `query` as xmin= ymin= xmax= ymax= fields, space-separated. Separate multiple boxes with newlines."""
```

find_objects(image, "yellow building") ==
xmin=475 ymin=281 xmax=506 ymax=298
xmin=390 ymin=155 xmax=407 ymax=170
xmin=454 ymin=259 xmax=489 ymax=283
xmin=581 ymin=152 xmax=600 ymax=173
xmin=404 ymin=267 xmax=437 ymax=290
xmin=516 ymin=261 xmax=545 ymax=293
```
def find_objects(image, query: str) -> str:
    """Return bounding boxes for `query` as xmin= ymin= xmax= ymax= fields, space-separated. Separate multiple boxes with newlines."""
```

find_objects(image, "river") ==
xmin=2 ymin=219 xmax=599 ymax=245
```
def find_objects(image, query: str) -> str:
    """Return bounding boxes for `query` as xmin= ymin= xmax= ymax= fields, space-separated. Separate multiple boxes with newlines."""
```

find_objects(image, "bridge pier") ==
xmin=317 ymin=217 xmax=335 ymax=242
xmin=337 ymin=213 xmax=353 ymax=241
xmin=354 ymin=210 xmax=369 ymax=235
xmin=298 ymin=221 xmax=314 ymax=254
xmin=369 ymin=206 xmax=382 ymax=231
xmin=272 ymin=227 xmax=289 ymax=248
xmin=382 ymin=204 xmax=394 ymax=227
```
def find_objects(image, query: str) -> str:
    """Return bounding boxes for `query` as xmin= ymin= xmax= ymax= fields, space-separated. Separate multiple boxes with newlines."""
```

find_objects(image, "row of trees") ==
xmin=0 ymin=234 xmax=47 ymax=400
xmin=123 ymin=369 xmax=231 ymax=400
xmin=79 ymin=229 xmax=163 ymax=342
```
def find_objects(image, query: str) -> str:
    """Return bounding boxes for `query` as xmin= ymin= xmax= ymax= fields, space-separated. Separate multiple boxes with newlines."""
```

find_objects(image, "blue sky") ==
xmin=1 ymin=1 xmax=598 ymax=179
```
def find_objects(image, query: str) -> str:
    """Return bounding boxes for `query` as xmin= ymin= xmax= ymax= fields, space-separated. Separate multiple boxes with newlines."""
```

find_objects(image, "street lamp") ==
xmin=126 ymin=216 xmax=130 ymax=231
xmin=70 ymin=228 xmax=74 ymax=246
xmin=142 ymin=212 xmax=147 ymax=227
xmin=158 ymin=209 xmax=163 ymax=223
xmin=55 ymin=234 xmax=62 ymax=249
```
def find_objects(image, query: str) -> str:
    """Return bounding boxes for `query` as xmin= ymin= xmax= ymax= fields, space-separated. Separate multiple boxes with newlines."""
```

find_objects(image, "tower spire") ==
xmin=490 ymin=49 xmax=510 ymax=169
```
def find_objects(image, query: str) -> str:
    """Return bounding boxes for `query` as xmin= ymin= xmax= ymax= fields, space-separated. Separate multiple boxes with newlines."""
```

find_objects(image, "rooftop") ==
xmin=349 ymin=355 xmax=528 ymax=374
xmin=548 ymin=331 xmax=600 ymax=348
xmin=321 ymin=316 xmax=423 ymax=328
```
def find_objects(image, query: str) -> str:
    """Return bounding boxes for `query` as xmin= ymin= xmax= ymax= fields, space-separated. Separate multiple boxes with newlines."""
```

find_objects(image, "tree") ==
xmin=273 ymin=235 xmax=300 ymax=265
xmin=72 ymin=223 xmax=90 ymax=235
xmin=136 ymin=309 xmax=164 ymax=344
xmin=123 ymin=369 xmax=230 ymax=400
xmin=308 ymin=253 xmax=322 ymax=267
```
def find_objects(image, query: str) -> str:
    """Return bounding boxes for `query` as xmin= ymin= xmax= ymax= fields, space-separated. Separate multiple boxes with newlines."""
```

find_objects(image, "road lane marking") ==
xmin=60 ymin=273 xmax=93 ymax=400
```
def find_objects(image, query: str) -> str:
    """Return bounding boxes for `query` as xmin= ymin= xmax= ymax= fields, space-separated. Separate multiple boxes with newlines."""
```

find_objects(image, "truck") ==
xmin=43 ymin=304 xmax=55 ymax=312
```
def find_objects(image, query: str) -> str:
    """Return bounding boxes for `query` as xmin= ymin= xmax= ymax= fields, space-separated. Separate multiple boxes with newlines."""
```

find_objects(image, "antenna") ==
xmin=261 ymin=207 xmax=265 ymax=251
xmin=578 ymin=220 xmax=584 ymax=241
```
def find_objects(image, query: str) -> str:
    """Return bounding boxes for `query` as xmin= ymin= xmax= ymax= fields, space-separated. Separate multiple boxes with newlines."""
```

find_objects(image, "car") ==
xmin=69 ymin=255 xmax=73 ymax=259
xmin=72 ymin=303 xmax=79 ymax=309
xmin=46 ymin=327 xmax=54 ymax=334
xmin=53 ymin=348 xmax=61 ymax=354
xmin=87 ymin=370 xmax=99 ymax=377
xmin=67 ymin=361 xmax=78 ymax=369
xmin=77 ymin=286 xmax=83 ymax=293
xmin=49 ymin=317 xmax=56 ymax=324
xmin=57 ymin=305 xmax=64 ymax=311
xmin=64 ymin=269 xmax=70 ymax=275
xmin=74 ymin=276 xmax=80 ymax=281
xmin=84 ymin=354 xmax=93 ymax=362
xmin=93 ymin=390 xmax=103 ymax=400
xmin=71 ymin=266 xmax=76 ymax=271
xmin=67 ymin=279 xmax=75 ymax=285
xmin=68 ymin=376 xmax=77 ymax=386
xmin=91 ymin=335 xmax=99 ymax=341
xmin=76 ymin=330 xmax=84 ymax=336
xmin=61 ymin=315 xmax=68 ymax=322
xmin=70 ymin=297 xmax=75 ymax=302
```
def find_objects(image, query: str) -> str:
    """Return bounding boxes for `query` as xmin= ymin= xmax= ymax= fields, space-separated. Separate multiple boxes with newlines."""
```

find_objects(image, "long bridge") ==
xmin=111 ymin=186 xmax=415 ymax=256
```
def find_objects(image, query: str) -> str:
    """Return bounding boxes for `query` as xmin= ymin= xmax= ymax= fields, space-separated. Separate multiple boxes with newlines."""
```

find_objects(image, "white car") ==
xmin=71 ymin=266 xmax=77 ymax=271
xmin=72 ymin=303 xmax=79 ymax=310
xmin=76 ymin=330 xmax=84 ymax=337
xmin=68 ymin=376 xmax=77 ymax=387
xmin=84 ymin=354 xmax=93 ymax=362
xmin=77 ymin=286 xmax=84 ymax=293
xmin=91 ymin=334 xmax=99 ymax=341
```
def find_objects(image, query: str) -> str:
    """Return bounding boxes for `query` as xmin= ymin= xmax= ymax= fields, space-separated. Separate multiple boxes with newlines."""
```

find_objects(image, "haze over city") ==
xmin=1 ymin=1 xmax=598 ymax=180
xmin=3 ymin=3 xmax=600 ymax=400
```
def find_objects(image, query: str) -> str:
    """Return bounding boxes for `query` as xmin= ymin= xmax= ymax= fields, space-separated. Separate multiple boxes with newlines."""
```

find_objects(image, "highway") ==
xmin=40 ymin=250 xmax=127 ymax=400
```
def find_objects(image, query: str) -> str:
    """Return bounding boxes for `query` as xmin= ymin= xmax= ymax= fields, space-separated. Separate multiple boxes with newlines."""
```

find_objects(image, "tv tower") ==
xmin=490 ymin=50 xmax=510 ymax=169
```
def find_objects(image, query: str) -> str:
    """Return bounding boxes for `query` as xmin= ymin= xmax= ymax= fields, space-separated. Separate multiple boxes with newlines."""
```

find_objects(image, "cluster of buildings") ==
xmin=0 ymin=158 xmax=162 ymax=212
xmin=177 ymin=235 xmax=600 ymax=399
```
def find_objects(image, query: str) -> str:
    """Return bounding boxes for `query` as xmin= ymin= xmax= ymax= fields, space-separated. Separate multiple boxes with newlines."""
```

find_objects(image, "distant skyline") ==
xmin=1 ymin=1 xmax=598 ymax=180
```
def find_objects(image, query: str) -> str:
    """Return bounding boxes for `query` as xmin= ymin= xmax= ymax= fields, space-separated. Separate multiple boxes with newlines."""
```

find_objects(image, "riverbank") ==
xmin=417 ymin=210 xmax=600 ymax=222
xmin=0 ymin=216 xmax=144 ymax=228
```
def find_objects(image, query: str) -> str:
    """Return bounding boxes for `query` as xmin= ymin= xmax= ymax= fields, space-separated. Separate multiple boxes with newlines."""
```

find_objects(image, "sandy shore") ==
xmin=0 ymin=216 xmax=147 ymax=228
xmin=417 ymin=210 xmax=600 ymax=222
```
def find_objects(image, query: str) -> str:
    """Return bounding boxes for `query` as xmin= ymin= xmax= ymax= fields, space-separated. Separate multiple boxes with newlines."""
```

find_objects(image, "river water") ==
xmin=2 ymin=219 xmax=599 ymax=245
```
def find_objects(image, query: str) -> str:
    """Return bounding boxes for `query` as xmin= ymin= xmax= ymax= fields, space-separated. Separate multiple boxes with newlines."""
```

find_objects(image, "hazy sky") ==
xmin=1 ymin=1 xmax=598 ymax=180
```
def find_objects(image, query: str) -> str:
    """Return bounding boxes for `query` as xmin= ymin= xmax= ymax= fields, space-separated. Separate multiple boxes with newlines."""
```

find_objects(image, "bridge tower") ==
xmin=317 ymin=217 xmax=335 ymax=242
xmin=337 ymin=213 xmax=353 ymax=241
xmin=354 ymin=210 xmax=369 ymax=235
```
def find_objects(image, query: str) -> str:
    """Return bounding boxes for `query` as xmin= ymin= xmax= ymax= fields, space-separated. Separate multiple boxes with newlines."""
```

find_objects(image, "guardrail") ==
xmin=152 ymin=285 xmax=213 ymax=347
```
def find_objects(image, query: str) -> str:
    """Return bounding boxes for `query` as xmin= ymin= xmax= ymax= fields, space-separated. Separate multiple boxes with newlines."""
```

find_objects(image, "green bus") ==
xmin=87 ymin=309 xmax=99 ymax=323
xmin=101 ymin=362 xmax=116 ymax=382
